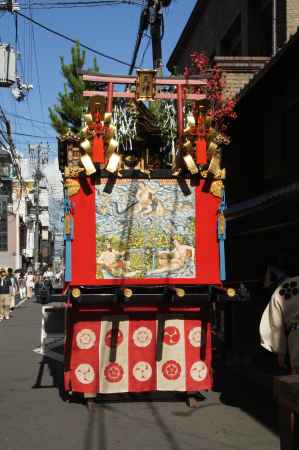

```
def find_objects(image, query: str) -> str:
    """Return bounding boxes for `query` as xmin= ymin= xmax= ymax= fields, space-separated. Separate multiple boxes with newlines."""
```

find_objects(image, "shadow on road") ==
xmin=32 ymin=348 xmax=279 ymax=440
xmin=82 ymin=408 xmax=107 ymax=450
xmin=213 ymin=361 xmax=278 ymax=435
xmin=32 ymin=349 xmax=70 ymax=402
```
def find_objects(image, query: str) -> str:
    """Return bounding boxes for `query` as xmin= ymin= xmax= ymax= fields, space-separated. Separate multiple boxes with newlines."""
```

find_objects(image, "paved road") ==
xmin=0 ymin=299 xmax=280 ymax=450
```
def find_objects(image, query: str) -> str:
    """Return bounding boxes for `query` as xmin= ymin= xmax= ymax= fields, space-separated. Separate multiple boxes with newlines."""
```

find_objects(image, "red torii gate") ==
xmin=82 ymin=72 xmax=207 ymax=142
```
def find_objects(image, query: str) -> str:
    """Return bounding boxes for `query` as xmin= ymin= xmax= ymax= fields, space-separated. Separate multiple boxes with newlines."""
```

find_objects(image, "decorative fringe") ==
xmin=92 ymin=135 xmax=105 ymax=164
xmin=196 ymin=138 xmax=207 ymax=164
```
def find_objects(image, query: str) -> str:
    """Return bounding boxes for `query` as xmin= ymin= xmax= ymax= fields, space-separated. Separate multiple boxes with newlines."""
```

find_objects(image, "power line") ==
xmin=19 ymin=0 xmax=143 ymax=9
xmin=5 ymin=111 xmax=52 ymax=126
xmin=31 ymin=7 xmax=48 ymax=135
xmin=13 ymin=131 xmax=56 ymax=139
xmin=15 ymin=11 xmax=141 ymax=68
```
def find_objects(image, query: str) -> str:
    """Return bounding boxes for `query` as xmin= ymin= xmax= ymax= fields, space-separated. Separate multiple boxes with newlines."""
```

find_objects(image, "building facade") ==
xmin=167 ymin=1 xmax=299 ymax=368
xmin=0 ymin=151 xmax=54 ymax=271
xmin=168 ymin=0 xmax=299 ymax=69
xmin=224 ymin=29 xmax=299 ymax=281
xmin=167 ymin=0 xmax=299 ymax=97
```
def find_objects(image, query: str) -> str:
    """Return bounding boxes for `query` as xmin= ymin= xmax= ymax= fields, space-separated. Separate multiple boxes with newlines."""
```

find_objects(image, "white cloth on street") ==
xmin=260 ymin=276 xmax=299 ymax=368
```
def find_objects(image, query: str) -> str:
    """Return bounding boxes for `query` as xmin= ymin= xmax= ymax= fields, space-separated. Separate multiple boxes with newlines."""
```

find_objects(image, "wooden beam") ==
xmin=82 ymin=74 xmax=207 ymax=86
xmin=83 ymin=91 xmax=206 ymax=101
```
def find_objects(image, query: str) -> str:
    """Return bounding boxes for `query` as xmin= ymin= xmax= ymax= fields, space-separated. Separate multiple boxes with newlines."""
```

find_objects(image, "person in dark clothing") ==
xmin=0 ymin=268 xmax=12 ymax=321
xmin=7 ymin=267 xmax=18 ymax=309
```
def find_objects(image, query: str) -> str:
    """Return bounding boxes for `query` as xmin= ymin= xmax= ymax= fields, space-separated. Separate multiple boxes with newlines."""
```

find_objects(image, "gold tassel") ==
xmin=83 ymin=113 xmax=93 ymax=124
xmin=183 ymin=139 xmax=193 ymax=153
xmin=207 ymin=141 xmax=218 ymax=161
xmin=80 ymin=139 xmax=92 ymax=154
xmin=105 ymin=125 xmax=116 ymax=141
xmin=104 ymin=112 xmax=112 ymax=124
xmin=107 ymin=138 xmax=119 ymax=157
xmin=183 ymin=154 xmax=199 ymax=174
xmin=80 ymin=153 xmax=96 ymax=175
xmin=81 ymin=125 xmax=90 ymax=136
xmin=106 ymin=152 xmax=121 ymax=173
xmin=208 ymin=155 xmax=220 ymax=176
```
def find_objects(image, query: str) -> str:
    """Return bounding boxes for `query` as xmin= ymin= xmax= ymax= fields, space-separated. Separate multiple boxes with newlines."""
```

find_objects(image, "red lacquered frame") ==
xmin=69 ymin=177 xmax=220 ymax=286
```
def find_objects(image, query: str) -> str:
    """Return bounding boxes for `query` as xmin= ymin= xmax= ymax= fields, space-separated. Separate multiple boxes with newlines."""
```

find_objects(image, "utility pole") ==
xmin=128 ymin=0 xmax=172 ymax=75
xmin=149 ymin=0 xmax=163 ymax=73
xmin=29 ymin=143 xmax=48 ymax=272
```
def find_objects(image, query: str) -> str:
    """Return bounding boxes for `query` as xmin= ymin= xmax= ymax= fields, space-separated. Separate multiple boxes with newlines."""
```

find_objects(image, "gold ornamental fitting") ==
xmin=83 ymin=113 xmax=93 ymax=124
xmin=80 ymin=153 xmax=96 ymax=176
xmin=183 ymin=154 xmax=199 ymax=175
xmin=89 ymin=95 xmax=106 ymax=116
xmin=80 ymin=138 xmax=92 ymax=153
xmin=106 ymin=152 xmax=121 ymax=174
xmin=175 ymin=288 xmax=185 ymax=298
xmin=72 ymin=288 xmax=81 ymax=298
xmin=227 ymin=288 xmax=236 ymax=298
xmin=123 ymin=288 xmax=133 ymax=298
xmin=136 ymin=69 xmax=157 ymax=101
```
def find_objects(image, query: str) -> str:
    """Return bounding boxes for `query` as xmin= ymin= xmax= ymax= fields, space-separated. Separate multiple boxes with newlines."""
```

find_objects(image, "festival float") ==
xmin=56 ymin=54 xmax=242 ymax=405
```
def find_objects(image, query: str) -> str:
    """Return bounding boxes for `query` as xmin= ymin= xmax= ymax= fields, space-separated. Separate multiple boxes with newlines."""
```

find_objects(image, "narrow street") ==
xmin=0 ymin=298 xmax=280 ymax=450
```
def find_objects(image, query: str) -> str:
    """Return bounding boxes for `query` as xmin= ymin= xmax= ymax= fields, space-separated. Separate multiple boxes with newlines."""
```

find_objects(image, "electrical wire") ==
xmin=4 ymin=111 xmax=52 ymax=127
xmin=19 ymin=1 xmax=143 ymax=9
xmin=30 ymin=6 xmax=48 ymax=136
xmin=15 ymin=11 xmax=141 ymax=68
xmin=12 ymin=131 xmax=56 ymax=139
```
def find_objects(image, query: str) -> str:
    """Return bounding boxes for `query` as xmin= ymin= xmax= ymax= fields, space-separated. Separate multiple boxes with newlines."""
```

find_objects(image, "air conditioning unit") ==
xmin=0 ymin=44 xmax=16 ymax=87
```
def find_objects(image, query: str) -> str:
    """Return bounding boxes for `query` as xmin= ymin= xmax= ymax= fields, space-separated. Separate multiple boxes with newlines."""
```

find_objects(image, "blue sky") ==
xmin=0 ymin=0 xmax=197 ymax=156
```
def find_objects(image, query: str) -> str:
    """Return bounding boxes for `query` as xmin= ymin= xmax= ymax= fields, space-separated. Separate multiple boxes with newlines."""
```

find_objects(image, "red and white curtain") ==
xmin=68 ymin=313 xmax=212 ymax=394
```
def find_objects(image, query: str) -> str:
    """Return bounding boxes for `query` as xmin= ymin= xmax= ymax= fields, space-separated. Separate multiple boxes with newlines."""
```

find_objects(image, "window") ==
xmin=0 ymin=197 xmax=8 ymax=251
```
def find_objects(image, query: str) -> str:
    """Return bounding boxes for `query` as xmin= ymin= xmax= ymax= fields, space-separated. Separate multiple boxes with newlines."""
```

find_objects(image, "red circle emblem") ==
xmin=162 ymin=360 xmax=181 ymax=380
xmin=105 ymin=329 xmax=124 ymax=348
xmin=163 ymin=326 xmax=180 ymax=345
xmin=104 ymin=363 xmax=124 ymax=383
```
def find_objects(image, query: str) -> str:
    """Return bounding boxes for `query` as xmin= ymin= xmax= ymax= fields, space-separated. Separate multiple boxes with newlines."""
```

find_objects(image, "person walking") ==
xmin=7 ymin=268 xmax=19 ymax=310
xmin=25 ymin=270 xmax=35 ymax=299
xmin=43 ymin=267 xmax=54 ymax=285
xmin=0 ymin=268 xmax=12 ymax=321
xmin=18 ymin=272 xmax=27 ymax=300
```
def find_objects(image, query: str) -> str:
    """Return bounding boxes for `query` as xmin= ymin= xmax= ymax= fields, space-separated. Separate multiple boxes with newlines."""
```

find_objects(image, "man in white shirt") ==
xmin=260 ymin=276 xmax=299 ymax=374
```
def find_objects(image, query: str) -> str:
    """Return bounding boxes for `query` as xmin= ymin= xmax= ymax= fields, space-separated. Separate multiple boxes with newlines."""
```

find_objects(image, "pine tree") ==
xmin=49 ymin=42 xmax=99 ymax=135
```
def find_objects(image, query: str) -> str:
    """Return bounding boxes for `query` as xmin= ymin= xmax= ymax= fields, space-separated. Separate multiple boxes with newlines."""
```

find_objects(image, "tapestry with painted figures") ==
xmin=95 ymin=179 xmax=196 ymax=279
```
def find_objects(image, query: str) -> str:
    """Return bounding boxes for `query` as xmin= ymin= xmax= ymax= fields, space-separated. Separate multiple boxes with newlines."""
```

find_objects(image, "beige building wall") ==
xmin=0 ymin=212 xmax=20 ymax=270
xmin=286 ymin=0 xmax=299 ymax=38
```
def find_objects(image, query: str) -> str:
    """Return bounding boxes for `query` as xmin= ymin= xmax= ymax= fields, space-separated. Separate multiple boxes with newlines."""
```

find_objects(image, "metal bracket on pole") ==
xmin=0 ymin=1 xmax=20 ymax=11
